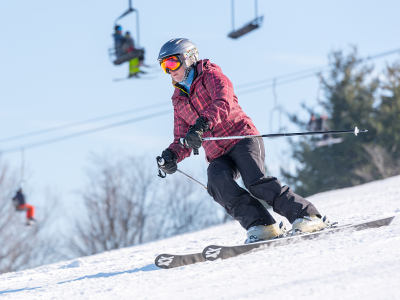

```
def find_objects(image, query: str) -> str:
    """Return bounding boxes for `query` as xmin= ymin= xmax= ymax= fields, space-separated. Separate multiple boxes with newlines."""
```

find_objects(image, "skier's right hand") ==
xmin=157 ymin=149 xmax=178 ymax=175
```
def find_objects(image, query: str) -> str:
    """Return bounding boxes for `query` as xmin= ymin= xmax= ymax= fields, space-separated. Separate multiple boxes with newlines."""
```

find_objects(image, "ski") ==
xmin=155 ymin=252 xmax=205 ymax=269
xmin=202 ymin=215 xmax=395 ymax=261
xmin=315 ymin=137 xmax=343 ymax=147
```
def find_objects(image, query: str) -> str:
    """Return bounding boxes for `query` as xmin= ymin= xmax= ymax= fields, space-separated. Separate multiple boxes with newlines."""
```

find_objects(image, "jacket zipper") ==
xmin=174 ymin=84 xmax=201 ymax=118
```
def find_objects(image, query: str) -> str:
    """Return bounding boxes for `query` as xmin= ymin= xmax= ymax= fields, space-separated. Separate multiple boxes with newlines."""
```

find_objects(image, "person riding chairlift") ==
xmin=12 ymin=188 xmax=36 ymax=226
xmin=113 ymin=27 xmax=148 ymax=78
xmin=308 ymin=113 xmax=331 ymax=140
xmin=113 ymin=25 xmax=126 ymax=59
xmin=123 ymin=31 xmax=144 ymax=78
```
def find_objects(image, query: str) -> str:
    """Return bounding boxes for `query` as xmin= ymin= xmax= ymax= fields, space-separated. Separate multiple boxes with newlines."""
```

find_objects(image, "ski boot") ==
xmin=26 ymin=217 xmax=36 ymax=227
xmin=291 ymin=215 xmax=329 ymax=234
xmin=245 ymin=221 xmax=287 ymax=244
xmin=128 ymin=72 xmax=140 ymax=78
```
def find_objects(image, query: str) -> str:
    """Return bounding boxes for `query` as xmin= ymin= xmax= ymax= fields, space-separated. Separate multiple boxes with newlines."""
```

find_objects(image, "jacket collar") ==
xmin=172 ymin=60 xmax=207 ymax=101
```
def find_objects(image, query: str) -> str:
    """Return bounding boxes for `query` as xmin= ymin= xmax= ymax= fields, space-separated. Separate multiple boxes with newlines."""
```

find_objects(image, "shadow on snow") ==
xmin=0 ymin=263 xmax=158 ymax=295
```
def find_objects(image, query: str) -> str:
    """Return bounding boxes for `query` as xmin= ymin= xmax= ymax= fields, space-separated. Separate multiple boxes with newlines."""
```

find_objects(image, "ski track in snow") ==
xmin=1 ymin=176 xmax=400 ymax=300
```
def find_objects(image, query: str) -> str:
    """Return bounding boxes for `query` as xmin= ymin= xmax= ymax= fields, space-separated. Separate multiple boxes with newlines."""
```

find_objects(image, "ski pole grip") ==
xmin=179 ymin=137 xmax=199 ymax=154
xmin=179 ymin=138 xmax=187 ymax=148
xmin=157 ymin=157 xmax=165 ymax=166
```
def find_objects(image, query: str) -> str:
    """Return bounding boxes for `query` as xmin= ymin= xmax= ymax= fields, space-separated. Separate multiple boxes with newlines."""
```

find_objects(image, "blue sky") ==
xmin=1 ymin=0 xmax=400 ymax=217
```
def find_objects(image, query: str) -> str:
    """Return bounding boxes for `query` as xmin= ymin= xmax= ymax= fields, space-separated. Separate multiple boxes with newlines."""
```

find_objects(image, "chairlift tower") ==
xmin=269 ymin=78 xmax=285 ymax=133
xmin=228 ymin=0 xmax=264 ymax=39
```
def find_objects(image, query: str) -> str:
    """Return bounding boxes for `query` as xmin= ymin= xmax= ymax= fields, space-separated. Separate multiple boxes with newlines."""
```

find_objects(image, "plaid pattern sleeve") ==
xmin=168 ymin=106 xmax=192 ymax=163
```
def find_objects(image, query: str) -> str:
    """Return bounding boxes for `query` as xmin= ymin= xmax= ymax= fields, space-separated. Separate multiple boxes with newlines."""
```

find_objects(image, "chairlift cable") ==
xmin=234 ymin=47 xmax=400 ymax=92
xmin=0 ymin=110 xmax=171 ymax=155
xmin=0 ymin=101 xmax=170 ymax=143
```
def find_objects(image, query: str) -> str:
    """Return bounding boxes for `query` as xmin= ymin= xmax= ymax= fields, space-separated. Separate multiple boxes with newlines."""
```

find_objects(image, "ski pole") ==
xmin=157 ymin=157 xmax=207 ymax=189
xmin=176 ymin=169 xmax=207 ymax=190
xmin=180 ymin=127 xmax=367 ymax=146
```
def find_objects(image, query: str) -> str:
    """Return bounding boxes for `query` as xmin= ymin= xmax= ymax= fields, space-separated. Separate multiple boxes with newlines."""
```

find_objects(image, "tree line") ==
xmin=282 ymin=48 xmax=400 ymax=196
xmin=0 ymin=153 xmax=229 ymax=273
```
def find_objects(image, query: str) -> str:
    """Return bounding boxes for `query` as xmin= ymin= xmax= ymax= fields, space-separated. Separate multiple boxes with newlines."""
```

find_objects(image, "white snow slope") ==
xmin=1 ymin=176 xmax=400 ymax=300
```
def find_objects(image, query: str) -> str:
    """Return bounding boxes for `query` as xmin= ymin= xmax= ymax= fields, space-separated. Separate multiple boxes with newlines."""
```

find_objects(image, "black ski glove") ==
xmin=157 ymin=149 xmax=178 ymax=175
xmin=185 ymin=117 xmax=210 ymax=150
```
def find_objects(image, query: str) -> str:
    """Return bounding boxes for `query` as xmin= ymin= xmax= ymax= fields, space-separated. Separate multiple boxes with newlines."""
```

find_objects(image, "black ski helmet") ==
xmin=157 ymin=38 xmax=199 ymax=72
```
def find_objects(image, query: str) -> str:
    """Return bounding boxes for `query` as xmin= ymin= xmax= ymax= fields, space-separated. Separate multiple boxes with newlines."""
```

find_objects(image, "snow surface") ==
xmin=1 ymin=176 xmax=400 ymax=300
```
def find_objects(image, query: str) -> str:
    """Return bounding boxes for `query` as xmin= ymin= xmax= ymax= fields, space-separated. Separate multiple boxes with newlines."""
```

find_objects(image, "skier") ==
xmin=12 ymin=188 xmax=36 ymax=226
xmin=156 ymin=38 xmax=328 ymax=243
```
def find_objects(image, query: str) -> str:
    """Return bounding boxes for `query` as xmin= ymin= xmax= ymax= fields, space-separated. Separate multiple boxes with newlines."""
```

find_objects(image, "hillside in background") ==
xmin=0 ymin=175 xmax=399 ymax=300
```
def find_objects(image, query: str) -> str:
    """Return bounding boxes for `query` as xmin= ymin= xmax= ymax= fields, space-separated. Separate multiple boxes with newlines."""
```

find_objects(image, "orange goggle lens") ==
xmin=160 ymin=56 xmax=181 ymax=74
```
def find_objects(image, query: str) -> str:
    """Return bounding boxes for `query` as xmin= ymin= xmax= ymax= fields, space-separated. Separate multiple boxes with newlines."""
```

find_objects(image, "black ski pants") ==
xmin=207 ymin=137 xmax=321 ymax=230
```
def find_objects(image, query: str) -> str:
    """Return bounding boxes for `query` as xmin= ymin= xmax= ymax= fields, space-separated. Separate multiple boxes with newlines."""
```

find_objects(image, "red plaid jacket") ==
xmin=168 ymin=59 xmax=259 ymax=163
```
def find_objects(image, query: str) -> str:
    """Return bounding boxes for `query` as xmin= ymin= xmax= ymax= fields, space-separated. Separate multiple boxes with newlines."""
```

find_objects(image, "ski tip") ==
xmin=202 ymin=245 xmax=223 ymax=261
xmin=154 ymin=254 xmax=176 ymax=269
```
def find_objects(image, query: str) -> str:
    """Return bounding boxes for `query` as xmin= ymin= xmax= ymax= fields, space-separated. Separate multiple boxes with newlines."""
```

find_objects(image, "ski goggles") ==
xmin=160 ymin=55 xmax=182 ymax=74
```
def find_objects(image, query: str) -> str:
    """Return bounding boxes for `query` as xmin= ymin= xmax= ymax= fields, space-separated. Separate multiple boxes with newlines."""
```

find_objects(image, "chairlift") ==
xmin=228 ymin=0 xmax=264 ymax=39
xmin=307 ymin=106 xmax=344 ymax=148
xmin=109 ymin=0 xmax=145 ymax=66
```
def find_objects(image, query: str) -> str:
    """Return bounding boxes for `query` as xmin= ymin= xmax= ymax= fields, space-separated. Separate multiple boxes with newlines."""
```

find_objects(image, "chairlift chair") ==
xmin=109 ymin=0 xmax=145 ymax=66
xmin=228 ymin=0 xmax=264 ymax=39
xmin=113 ymin=49 xmax=145 ymax=66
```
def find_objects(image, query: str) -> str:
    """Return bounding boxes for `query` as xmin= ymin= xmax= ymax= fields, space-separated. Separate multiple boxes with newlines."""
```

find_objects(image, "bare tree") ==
xmin=153 ymin=174 xmax=227 ymax=237
xmin=69 ymin=153 xmax=230 ymax=257
xmin=360 ymin=144 xmax=400 ymax=179
xmin=69 ymin=154 xmax=159 ymax=256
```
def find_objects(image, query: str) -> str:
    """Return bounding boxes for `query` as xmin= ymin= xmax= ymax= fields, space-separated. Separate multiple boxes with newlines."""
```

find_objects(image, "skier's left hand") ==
xmin=185 ymin=117 xmax=210 ymax=149
xmin=157 ymin=149 xmax=178 ymax=175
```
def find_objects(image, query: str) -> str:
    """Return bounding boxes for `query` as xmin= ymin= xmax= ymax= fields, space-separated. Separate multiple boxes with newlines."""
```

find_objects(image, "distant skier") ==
xmin=156 ymin=38 xmax=328 ymax=244
xmin=12 ymin=188 xmax=36 ymax=226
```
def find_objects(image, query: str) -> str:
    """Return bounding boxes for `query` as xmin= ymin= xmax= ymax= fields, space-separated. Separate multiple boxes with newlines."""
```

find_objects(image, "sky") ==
xmin=0 ymin=175 xmax=399 ymax=299
xmin=1 ymin=0 xmax=400 ymax=218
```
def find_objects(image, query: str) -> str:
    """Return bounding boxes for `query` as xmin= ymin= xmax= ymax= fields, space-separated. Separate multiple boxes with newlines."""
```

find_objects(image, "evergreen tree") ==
xmin=371 ymin=60 xmax=400 ymax=177
xmin=282 ymin=49 xmax=380 ymax=196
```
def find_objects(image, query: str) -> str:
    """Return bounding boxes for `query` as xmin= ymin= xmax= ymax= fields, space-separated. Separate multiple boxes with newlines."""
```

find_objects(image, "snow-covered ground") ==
xmin=1 ymin=176 xmax=400 ymax=300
